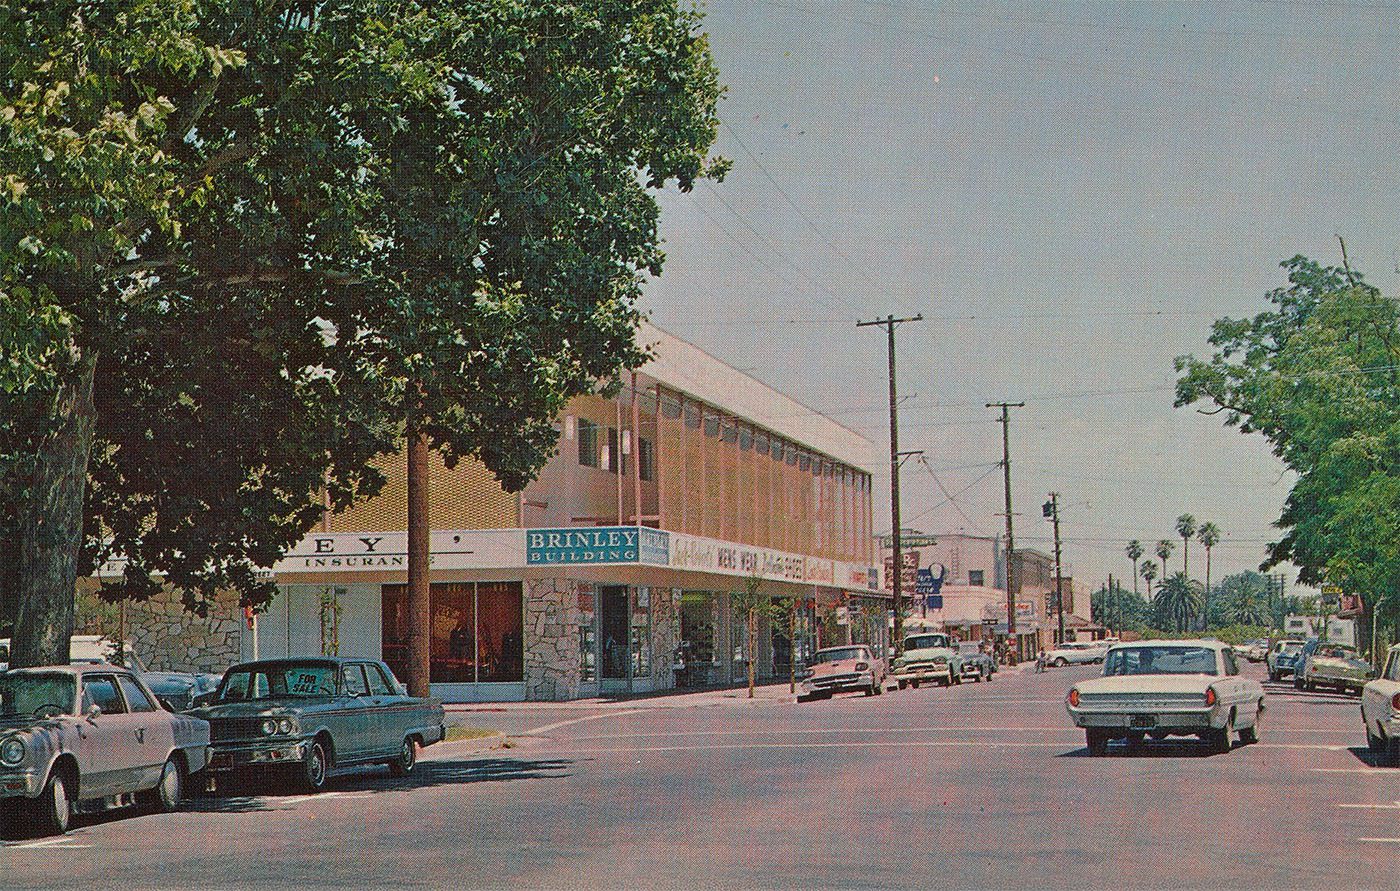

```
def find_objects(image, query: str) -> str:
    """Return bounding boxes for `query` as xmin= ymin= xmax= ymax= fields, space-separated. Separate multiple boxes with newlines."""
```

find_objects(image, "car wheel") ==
xmin=1054 ymin=658 xmax=1068 ymax=668
xmin=30 ymin=769 xmax=71 ymax=835
xmin=1366 ymin=721 xmax=1385 ymax=752
xmin=874 ymin=680 xmax=884 ymax=695
xmin=1125 ymin=732 xmax=1146 ymax=747
xmin=911 ymin=679 xmax=921 ymax=689
xmin=139 ymin=756 xmax=184 ymax=813
xmin=1085 ymin=729 xmax=1110 ymax=756
xmin=299 ymin=739 xmax=330 ymax=792
xmin=1239 ymin=706 xmax=1262 ymax=745
xmin=1206 ymin=724 xmax=1232 ymax=755
xmin=864 ymin=682 xmax=875 ymax=696
xmin=896 ymin=680 xmax=907 ymax=690
xmin=388 ymin=737 xmax=418 ymax=778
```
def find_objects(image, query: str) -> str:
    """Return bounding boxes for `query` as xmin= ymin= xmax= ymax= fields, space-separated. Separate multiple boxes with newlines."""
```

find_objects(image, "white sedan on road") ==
xmin=1360 ymin=643 xmax=1400 ymax=762
xmin=1045 ymin=641 xmax=1105 ymax=667
xmin=1065 ymin=640 xmax=1264 ymax=755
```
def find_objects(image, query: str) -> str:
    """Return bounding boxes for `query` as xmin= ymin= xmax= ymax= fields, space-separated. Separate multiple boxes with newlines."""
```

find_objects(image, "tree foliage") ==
xmin=0 ymin=2 xmax=725 ymax=652
xmin=1176 ymin=256 xmax=1400 ymax=604
xmin=1153 ymin=572 xmax=1203 ymax=634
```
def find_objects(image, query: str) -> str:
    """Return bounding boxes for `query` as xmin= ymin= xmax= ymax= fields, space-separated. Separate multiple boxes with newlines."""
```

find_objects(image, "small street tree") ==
xmin=731 ymin=575 xmax=784 ymax=699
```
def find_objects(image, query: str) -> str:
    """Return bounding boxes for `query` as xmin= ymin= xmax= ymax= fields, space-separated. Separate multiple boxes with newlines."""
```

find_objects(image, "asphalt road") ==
xmin=5 ymin=660 xmax=1395 ymax=890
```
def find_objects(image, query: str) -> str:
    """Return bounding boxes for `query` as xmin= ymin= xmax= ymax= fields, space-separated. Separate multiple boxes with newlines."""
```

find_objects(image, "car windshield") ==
xmin=812 ymin=647 xmax=865 ymax=664
xmin=217 ymin=664 xmax=337 ymax=701
xmin=1103 ymin=646 xmax=1219 ymax=677
xmin=0 ymin=673 xmax=76 ymax=717
xmin=905 ymin=635 xmax=948 ymax=650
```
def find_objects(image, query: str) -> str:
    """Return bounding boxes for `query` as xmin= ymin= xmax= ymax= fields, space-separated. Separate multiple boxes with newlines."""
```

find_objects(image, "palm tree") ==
xmin=1225 ymin=588 xmax=1270 ymax=627
xmin=1155 ymin=539 xmax=1174 ymax=582
xmin=1197 ymin=521 xmax=1220 ymax=628
xmin=1155 ymin=572 xmax=1204 ymax=634
xmin=1140 ymin=560 xmax=1158 ymax=600
xmin=1126 ymin=540 xmax=1144 ymax=598
xmin=1176 ymin=514 xmax=1197 ymax=577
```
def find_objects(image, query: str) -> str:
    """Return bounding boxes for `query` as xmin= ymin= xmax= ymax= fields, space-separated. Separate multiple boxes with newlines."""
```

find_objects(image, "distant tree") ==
xmin=1092 ymin=581 xmax=1148 ymax=632
xmin=730 ymin=576 xmax=782 ymax=700
xmin=1197 ymin=522 xmax=1220 ymax=627
xmin=1176 ymin=514 xmax=1197 ymax=577
xmin=1154 ymin=572 xmax=1204 ymax=634
xmin=1211 ymin=571 xmax=1272 ymax=627
xmin=1141 ymin=560 xmax=1158 ymax=599
xmin=1125 ymin=540 xmax=1144 ymax=598
xmin=1155 ymin=539 xmax=1175 ymax=581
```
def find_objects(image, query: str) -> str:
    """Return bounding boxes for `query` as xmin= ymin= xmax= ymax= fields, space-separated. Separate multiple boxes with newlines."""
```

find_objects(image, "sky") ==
xmin=638 ymin=0 xmax=1400 ymax=597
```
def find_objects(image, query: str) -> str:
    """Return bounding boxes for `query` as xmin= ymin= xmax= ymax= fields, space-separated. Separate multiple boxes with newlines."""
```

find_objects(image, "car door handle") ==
xmin=134 ymin=727 xmax=146 ymax=744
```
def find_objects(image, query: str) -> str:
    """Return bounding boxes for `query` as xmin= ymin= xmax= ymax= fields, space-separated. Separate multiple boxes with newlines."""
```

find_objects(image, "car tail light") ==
xmin=1205 ymin=688 xmax=1217 ymax=707
xmin=1068 ymin=689 xmax=1080 ymax=707
xmin=1391 ymin=692 xmax=1400 ymax=711
xmin=855 ymin=661 xmax=869 ymax=671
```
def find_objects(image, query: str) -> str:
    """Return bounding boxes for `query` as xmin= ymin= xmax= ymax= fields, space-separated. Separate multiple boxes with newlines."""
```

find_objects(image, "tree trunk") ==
xmin=405 ymin=420 xmax=431 ymax=698
xmin=746 ymin=607 xmax=756 ymax=699
xmin=12 ymin=353 xmax=98 ymax=669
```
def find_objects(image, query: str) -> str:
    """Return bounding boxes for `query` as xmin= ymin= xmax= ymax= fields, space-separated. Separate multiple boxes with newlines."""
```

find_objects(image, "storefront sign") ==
xmin=274 ymin=530 xmax=522 ymax=574
xmin=527 ymin=527 xmax=652 ymax=565
xmin=638 ymin=529 xmax=671 ymax=565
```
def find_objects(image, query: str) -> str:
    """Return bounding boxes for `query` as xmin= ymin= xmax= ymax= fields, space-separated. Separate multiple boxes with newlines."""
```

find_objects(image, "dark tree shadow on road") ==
xmin=182 ymin=755 xmax=576 ymax=813
xmin=1345 ymin=746 xmax=1397 ymax=768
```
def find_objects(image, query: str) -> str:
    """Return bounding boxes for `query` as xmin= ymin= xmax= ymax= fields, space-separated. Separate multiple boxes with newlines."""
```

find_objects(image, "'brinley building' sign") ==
xmin=526 ymin=527 xmax=671 ymax=566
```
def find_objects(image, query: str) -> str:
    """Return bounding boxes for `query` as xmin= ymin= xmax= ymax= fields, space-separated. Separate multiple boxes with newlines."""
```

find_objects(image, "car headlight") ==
xmin=0 ymin=736 xmax=25 ymax=766
xmin=262 ymin=718 xmax=278 ymax=736
xmin=278 ymin=717 xmax=297 ymax=735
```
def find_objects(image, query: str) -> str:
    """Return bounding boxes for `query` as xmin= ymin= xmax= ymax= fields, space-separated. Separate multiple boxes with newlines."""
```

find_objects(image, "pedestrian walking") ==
xmin=1035 ymin=650 xmax=1047 ymax=673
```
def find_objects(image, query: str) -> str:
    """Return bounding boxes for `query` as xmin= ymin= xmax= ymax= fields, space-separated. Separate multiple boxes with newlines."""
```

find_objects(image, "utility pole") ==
xmin=858 ymin=313 xmax=923 ymax=655
xmin=1044 ymin=492 xmax=1065 ymax=646
xmin=1107 ymin=574 xmax=1114 ymax=637
xmin=988 ymin=401 xmax=1024 ymax=662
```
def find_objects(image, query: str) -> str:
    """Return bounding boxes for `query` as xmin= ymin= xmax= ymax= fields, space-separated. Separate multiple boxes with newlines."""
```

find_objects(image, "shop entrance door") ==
xmin=599 ymin=585 xmax=630 ymax=693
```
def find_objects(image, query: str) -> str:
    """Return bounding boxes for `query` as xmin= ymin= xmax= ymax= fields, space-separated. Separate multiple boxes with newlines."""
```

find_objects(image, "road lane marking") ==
xmin=524 ymin=739 xmax=1357 ymax=755
xmin=1358 ymin=837 xmax=1400 ymax=843
xmin=1339 ymin=803 xmax=1400 ymax=809
xmin=568 ymin=726 xmax=1354 ymax=741
xmin=1312 ymin=768 xmax=1388 ymax=774
xmin=526 ymin=709 xmax=646 ymax=735
xmin=6 ymin=836 xmax=92 ymax=850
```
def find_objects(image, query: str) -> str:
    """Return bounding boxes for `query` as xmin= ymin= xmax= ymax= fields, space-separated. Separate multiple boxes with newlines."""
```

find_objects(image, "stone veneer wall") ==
xmin=524 ymin=577 xmax=583 ymax=701
xmin=648 ymin=587 xmax=679 ymax=690
xmin=75 ymin=587 xmax=244 ymax=674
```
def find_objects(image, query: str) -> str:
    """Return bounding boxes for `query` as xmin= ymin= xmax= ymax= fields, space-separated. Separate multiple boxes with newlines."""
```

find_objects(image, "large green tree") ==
xmin=1176 ymin=257 xmax=1400 ymax=633
xmin=1211 ymin=571 xmax=1271 ymax=628
xmin=0 ymin=1 xmax=724 ymax=668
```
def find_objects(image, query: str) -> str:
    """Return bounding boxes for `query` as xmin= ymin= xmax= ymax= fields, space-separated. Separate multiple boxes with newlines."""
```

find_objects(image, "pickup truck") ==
xmin=890 ymin=633 xmax=963 ymax=689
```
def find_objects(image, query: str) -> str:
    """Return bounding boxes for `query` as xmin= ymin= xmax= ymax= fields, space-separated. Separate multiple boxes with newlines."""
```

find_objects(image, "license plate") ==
xmin=1129 ymin=714 xmax=1156 ymax=728
xmin=211 ymin=753 xmax=233 ymax=769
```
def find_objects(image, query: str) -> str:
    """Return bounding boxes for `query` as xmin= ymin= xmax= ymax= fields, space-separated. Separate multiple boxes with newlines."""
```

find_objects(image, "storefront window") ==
xmin=477 ymin=582 xmax=524 ymax=682
xmin=631 ymin=588 xmax=651 ymax=678
xmin=381 ymin=582 xmax=523 ymax=684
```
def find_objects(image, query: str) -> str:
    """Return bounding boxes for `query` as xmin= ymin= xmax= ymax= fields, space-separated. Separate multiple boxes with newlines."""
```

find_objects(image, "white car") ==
xmin=1046 ymin=641 xmax=1105 ymax=667
xmin=1360 ymin=643 xmax=1400 ymax=762
xmin=1065 ymin=640 xmax=1264 ymax=755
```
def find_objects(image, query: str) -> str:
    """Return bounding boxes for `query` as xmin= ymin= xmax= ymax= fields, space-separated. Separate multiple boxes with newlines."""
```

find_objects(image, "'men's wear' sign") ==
xmin=527 ymin=527 xmax=671 ymax=566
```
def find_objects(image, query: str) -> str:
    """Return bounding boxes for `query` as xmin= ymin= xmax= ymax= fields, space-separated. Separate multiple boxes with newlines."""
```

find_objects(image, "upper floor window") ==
xmin=578 ymin=419 xmax=601 ymax=468
xmin=684 ymin=402 xmax=701 ymax=428
xmin=772 ymin=440 xmax=785 ymax=463
xmin=639 ymin=438 xmax=655 ymax=482
xmin=605 ymin=427 xmax=619 ymax=474
xmin=703 ymin=414 xmax=720 ymax=438
xmin=754 ymin=433 xmax=769 ymax=456
xmin=968 ymin=570 xmax=985 ymax=587
xmin=799 ymin=453 xmax=811 ymax=472
xmin=739 ymin=427 xmax=753 ymax=450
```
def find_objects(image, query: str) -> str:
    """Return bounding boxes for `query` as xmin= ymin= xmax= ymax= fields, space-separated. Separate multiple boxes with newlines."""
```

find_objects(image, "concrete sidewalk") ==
xmin=446 ymin=680 xmax=801 ymax=715
xmin=446 ymin=662 xmax=1039 ymax=716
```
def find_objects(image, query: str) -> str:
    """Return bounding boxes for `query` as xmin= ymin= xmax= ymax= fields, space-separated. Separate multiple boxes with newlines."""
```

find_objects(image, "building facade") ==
xmin=109 ymin=323 xmax=882 ymax=702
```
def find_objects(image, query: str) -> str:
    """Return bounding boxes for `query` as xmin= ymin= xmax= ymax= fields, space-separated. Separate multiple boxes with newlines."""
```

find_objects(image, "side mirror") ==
xmin=86 ymin=704 xmax=102 ymax=722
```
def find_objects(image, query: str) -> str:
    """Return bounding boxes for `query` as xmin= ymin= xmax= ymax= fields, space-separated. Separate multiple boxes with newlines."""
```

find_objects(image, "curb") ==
xmin=437 ymin=730 xmax=509 ymax=755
